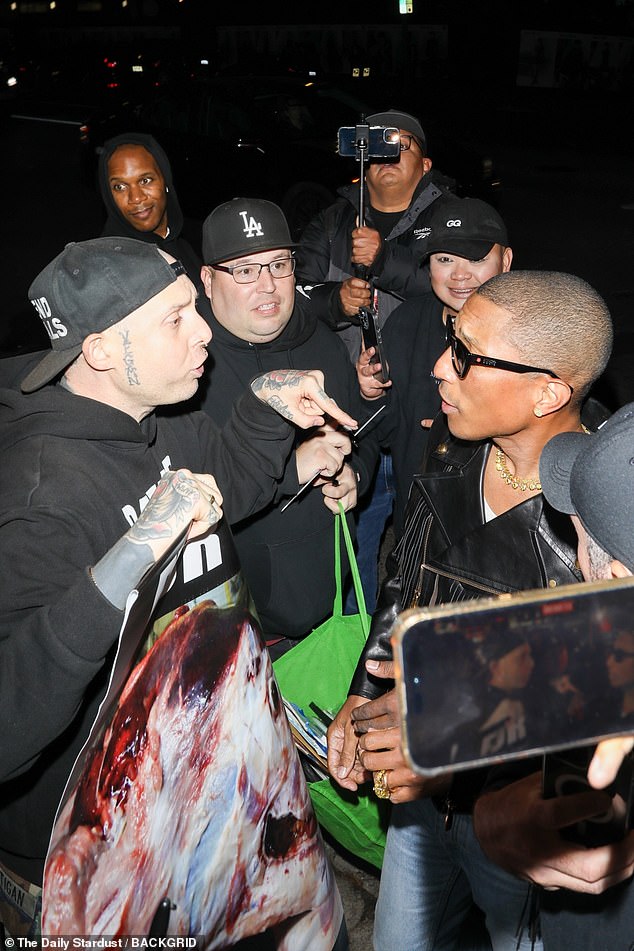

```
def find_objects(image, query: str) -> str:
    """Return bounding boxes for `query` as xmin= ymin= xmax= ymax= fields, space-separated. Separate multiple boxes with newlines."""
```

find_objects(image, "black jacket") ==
xmin=194 ymin=293 xmax=380 ymax=639
xmin=369 ymin=293 xmax=446 ymax=537
xmin=350 ymin=417 xmax=583 ymax=700
xmin=295 ymin=175 xmax=451 ymax=359
xmin=0 ymin=381 xmax=293 ymax=882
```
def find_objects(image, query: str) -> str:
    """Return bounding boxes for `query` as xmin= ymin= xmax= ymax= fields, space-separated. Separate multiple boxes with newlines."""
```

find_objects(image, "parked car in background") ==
xmin=80 ymin=73 xmax=501 ymax=239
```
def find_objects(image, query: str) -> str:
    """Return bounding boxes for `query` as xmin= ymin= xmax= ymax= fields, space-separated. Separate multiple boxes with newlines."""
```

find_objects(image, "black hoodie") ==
xmin=195 ymin=292 xmax=379 ymax=639
xmin=0 ymin=381 xmax=293 ymax=883
xmin=98 ymin=133 xmax=209 ymax=314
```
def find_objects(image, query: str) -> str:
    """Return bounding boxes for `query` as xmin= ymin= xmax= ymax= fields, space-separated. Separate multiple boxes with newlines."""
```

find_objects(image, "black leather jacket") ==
xmin=350 ymin=417 xmax=583 ymax=700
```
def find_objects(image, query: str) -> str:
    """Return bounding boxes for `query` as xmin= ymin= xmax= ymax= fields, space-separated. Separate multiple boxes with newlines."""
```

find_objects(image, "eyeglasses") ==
xmin=211 ymin=256 xmax=295 ymax=285
xmin=446 ymin=320 xmax=564 ymax=384
xmin=609 ymin=647 xmax=634 ymax=663
xmin=398 ymin=134 xmax=423 ymax=153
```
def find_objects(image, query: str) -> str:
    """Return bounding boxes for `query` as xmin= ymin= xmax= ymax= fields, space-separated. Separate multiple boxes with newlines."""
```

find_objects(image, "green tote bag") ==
xmin=273 ymin=504 xmax=390 ymax=868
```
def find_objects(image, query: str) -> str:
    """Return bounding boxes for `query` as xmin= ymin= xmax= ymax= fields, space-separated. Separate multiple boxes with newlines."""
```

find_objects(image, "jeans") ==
xmin=373 ymin=798 xmax=541 ymax=951
xmin=345 ymin=450 xmax=395 ymax=616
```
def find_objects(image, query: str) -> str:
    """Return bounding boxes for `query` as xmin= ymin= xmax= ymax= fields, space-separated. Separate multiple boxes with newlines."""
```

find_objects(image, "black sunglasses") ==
xmin=446 ymin=320 xmax=565 ymax=386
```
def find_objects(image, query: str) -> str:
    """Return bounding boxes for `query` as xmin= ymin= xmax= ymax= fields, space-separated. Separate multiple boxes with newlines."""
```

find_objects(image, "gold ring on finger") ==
xmin=373 ymin=768 xmax=391 ymax=800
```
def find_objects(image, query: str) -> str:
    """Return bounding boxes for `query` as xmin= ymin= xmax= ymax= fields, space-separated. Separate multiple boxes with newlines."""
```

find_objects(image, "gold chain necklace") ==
xmin=495 ymin=425 xmax=591 ymax=492
xmin=495 ymin=448 xmax=541 ymax=491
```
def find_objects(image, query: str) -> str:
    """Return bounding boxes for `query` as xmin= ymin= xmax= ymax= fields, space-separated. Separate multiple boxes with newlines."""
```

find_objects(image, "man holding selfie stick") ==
xmin=296 ymin=109 xmax=451 ymax=357
xmin=297 ymin=109 xmax=453 ymax=613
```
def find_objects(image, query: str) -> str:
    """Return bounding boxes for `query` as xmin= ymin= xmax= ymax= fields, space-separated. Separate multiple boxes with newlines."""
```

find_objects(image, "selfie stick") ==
xmin=351 ymin=118 xmax=373 ymax=321
xmin=354 ymin=118 xmax=370 ymax=233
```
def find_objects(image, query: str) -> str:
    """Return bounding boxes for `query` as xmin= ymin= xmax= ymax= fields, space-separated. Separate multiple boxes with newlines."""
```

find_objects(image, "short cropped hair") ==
xmin=477 ymin=271 xmax=613 ymax=403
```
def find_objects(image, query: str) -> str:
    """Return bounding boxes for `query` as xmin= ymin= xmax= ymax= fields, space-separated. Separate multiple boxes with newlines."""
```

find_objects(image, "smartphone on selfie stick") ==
xmin=337 ymin=119 xmax=399 ymax=383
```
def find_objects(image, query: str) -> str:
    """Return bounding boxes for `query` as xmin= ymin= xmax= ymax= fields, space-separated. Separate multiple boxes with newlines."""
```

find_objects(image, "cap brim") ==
xmin=20 ymin=345 xmax=82 ymax=393
xmin=539 ymin=431 xmax=590 ymax=514
xmin=207 ymin=241 xmax=298 ymax=266
xmin=425 ymin=239 xmax=496 ymax=261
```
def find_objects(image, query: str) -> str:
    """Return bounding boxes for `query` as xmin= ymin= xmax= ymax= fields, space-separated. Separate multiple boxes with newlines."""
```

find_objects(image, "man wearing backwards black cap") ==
xmin=474 ymin=404 xmax=634 ymax=951
xmin=198 ymin=198 xmax=378 ymax=649
xmin=0 ymin=236 xmax=356 ymax=899
xmin=357 ymin=195 xmax=513 ymax=537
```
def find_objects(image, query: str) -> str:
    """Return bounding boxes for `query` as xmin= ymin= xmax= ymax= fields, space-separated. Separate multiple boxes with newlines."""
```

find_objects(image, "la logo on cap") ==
xmin=239 ymin=211 xmax=264 ymax=238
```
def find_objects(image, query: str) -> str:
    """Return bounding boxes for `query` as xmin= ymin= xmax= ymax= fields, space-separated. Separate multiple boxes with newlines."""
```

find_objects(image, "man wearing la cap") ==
xmin=297 ymin=108 xmax=453 ymax=613
xmin=474 ymin=403 xmax=634 ymax=951
xmin=197 ymin=198 xmax=378 ymax=651
xmin=357 ymin=195 xmax=513 ymax=536
xmin=0 ymin=236 xmax=357 ymax=919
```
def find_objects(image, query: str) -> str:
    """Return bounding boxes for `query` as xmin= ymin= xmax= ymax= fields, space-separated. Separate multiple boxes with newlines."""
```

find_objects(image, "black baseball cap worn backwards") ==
xmin=540 ymin=402 xmax=634 ymax=572
xmin=21 ymin=237 xmax=185 ymax=394
xmin=425 ymin=196 xmax=509 ymax=262
xmin=202 ymin=198 xmax=297 ymax=265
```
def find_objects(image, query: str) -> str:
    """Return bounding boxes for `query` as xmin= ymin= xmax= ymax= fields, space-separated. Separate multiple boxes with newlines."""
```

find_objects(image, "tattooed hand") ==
xmin=251 ymin=369 xmax=357 ymax=430
xmin=91 ymin=470 xmax=223 ymax=610
xmin=135 ymin=470 xmax=224 ymax=547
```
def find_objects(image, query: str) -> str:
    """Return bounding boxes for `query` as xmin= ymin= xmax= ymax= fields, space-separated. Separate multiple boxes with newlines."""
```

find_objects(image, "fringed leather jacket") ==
xmin=350 ymin=417 xmax=583 ymax=700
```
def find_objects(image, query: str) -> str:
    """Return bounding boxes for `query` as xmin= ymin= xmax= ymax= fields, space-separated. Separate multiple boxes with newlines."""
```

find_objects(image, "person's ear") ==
xmin=611 ymin=559 xmax=632 ymax=579
xmin=501 ymin=247 xmax=513 ymax=272
xmin=422 ymin=156 xmax=433 ymax=174
xmin=201 ymin=265 xmax=213 ymax=300
xmin=82 ymin=332 xmax=114 ymax=371
xmin=533 ymin=378 xmax=572 ymax=418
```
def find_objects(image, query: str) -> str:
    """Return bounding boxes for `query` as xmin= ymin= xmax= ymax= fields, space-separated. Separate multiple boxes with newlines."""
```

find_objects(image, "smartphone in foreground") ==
xmin=392 ymin=575 xmax=634 ymax=776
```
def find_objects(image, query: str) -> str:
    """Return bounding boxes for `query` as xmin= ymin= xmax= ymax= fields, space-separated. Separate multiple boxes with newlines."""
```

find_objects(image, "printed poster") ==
xmin=41 ymin=520 xmax=342 ymax=949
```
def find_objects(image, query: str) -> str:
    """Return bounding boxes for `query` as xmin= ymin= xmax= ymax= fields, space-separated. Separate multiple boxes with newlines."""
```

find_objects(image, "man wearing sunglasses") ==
xmin=197 ymin=198 xmax=378 ymax=655
xmin=328 ymin=270 xmax=614 ymax=950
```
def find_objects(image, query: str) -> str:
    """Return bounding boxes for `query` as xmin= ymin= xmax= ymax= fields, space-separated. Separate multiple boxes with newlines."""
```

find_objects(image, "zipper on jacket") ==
xmin=409 ymin=512 xmax=434 ymax=608
xmin=423 ymin=565 xmax=505 ymax=598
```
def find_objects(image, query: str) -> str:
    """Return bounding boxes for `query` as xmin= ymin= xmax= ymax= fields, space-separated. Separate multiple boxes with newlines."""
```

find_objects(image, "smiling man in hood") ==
xmin=98 ymin=132 xmax=209 ymax=313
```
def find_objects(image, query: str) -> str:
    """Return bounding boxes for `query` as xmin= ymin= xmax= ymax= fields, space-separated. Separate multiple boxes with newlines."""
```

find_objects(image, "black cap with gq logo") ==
xmin=202 ymin=198 xmax=297 ymax=265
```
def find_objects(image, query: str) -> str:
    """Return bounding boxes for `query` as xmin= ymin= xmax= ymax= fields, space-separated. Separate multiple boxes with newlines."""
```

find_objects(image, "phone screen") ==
xmin=359 ymin=308 xmax=390 ymax=383
xmin=392 ymin=577 xmax=634 ymax=775
xmin=337 ymin=126 xmax=400 ymax=160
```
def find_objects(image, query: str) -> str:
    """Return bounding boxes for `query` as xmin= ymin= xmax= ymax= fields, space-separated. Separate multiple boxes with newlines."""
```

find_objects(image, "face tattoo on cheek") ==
xmin=118 ymin=328 xmax=140 ymax=386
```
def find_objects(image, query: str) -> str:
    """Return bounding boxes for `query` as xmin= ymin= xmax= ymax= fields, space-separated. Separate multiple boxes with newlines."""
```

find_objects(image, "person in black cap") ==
xmin=356 ymin=195 xmax=513 ymax=537
xmin=296 ymin=108 xmax=454 ymax=614
xmin=296 ymin=108 xmax=451 ymax=351
xmin=473 ymin=403 xmax=634 ymax=951
xmin=328 ymin=270 xmax=614 ymax=951
xmin=197 ymin=197 xmax=379 ymax=652
xmin=0 ymin=235 xmax=356 ymax=918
